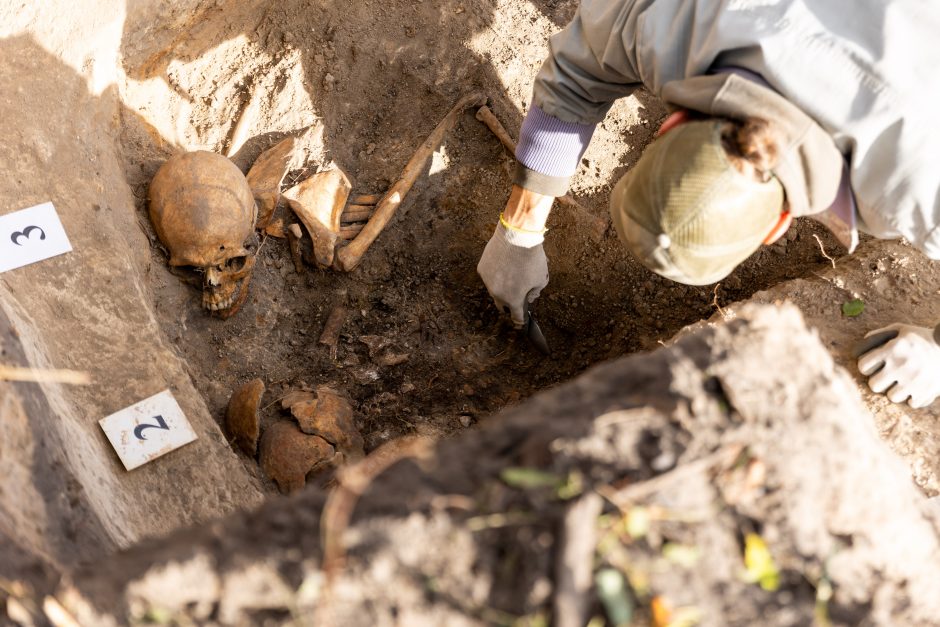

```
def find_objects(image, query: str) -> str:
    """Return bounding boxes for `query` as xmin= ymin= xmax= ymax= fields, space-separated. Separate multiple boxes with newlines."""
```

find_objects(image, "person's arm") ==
xmin=478 ymin=1 xmax=646 ymax=326
xmin=515 ymin=0 xmax=646 ymax=199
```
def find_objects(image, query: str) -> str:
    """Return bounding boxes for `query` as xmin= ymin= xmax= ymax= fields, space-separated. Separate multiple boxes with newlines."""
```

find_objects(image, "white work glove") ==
xmin=857 ymin=323 xmax=940 ymax=409
xmin=477 ymin=222 xmax=548 ymax=328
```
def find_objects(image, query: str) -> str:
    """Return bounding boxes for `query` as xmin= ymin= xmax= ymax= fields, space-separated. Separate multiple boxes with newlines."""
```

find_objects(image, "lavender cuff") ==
xmin=513 ymin=105 xmax=596 ymax=196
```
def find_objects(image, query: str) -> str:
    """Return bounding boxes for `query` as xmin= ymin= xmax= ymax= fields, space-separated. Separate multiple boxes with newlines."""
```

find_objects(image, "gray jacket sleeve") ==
xmin=531 ymin=0 xmax=647 ymax=125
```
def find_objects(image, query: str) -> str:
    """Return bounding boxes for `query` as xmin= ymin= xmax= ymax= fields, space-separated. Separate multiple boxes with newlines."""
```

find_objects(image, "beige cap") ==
xmin=610 ymin=120 xmax=784 ymax=285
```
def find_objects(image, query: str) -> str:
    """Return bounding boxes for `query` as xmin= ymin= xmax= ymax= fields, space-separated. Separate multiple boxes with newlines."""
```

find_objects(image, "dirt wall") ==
xmin=0 ymin=0 xmax=262 ymax=577
xmin=53 ymin=304 xmax=940 ymax=626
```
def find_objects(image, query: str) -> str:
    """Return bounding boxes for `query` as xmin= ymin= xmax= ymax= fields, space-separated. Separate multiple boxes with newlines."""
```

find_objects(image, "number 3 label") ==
xmin=99 ymin=390 xmax=198 ymax=471
xmin=0 ymin=202 xmax=71 ymax=273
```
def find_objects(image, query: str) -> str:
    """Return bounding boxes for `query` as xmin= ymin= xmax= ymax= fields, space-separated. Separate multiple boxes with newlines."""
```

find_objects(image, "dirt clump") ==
xmin=52 ymin=305 xmax=940 ymax=626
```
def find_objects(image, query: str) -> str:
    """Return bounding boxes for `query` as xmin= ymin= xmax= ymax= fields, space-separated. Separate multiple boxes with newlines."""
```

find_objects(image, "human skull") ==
xmin=148 ymin=151 xmax=258 ymax=318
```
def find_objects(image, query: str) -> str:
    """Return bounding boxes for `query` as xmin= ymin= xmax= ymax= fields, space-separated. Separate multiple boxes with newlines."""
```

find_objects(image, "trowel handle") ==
xmin=851 ymin=329 xmax=900 ymax=359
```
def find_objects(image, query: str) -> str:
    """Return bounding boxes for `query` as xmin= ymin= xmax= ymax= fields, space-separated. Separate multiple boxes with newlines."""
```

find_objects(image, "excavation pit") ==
xmin=2 ymin=1 xmax=940 ymax=624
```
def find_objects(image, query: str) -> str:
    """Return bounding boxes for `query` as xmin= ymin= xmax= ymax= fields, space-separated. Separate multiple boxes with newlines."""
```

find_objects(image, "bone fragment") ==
xmin=319 ymin=305 xmax=348 ymax=360
xmin=290 ymin=386 xmax=364 ymax=461
xmin=334 ymin=92 xmax=488 ymax=271
xmin=350 ymin=193 xmax=381 ymax=205
xmin=264 ymin=218 xmax=287 ymax=238
xmin=340 ymin=206 xmax=375 ymax=224
xmin=247 ymin=136 xmax=298 ymax=229
xmin=287 ymin=223 xmax=304 ymax=273
xmin=339 ymin=224 xmax=364 ymax=240
xmin=280 ymin=390 xmax=316 ymax=410
xmin=285 ymin=169 xmax=350 ymax=267
xmin=475 ymin=105 xmax=607 ymax=241
xmin=284 ymin=169 xmax=350 ymax=232
xmin=225 ymin=378 xmax=264 ymax=456
xmin=260 ymin=420 xmax=334 ymax=494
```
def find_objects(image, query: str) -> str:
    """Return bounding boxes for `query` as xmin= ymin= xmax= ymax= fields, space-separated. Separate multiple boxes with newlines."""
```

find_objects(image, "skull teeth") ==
xmin=204 ymin=292 xmax=236 ymax=312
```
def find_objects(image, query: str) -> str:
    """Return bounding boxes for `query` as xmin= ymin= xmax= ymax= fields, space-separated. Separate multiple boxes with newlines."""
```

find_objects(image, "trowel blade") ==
xmin=523 ymin=300 xmax=550 ymax=355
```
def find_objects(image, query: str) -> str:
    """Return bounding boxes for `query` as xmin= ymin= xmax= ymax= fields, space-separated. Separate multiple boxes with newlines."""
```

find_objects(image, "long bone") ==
xmin=333 ymin=92 xmax=488 ymax=272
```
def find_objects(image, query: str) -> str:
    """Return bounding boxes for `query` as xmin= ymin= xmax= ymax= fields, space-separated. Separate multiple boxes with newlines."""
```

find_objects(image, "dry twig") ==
xmin=0 ymin=365 xmax=91 ymax=385
xmin=554 ymin=493 xmax=604 ymax=627
xmin=597 ymin=444 xmax=743 ymax=509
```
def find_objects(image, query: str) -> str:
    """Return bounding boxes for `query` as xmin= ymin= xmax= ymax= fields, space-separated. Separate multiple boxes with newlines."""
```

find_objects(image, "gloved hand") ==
xmin=857 ymin=323 xmax=940 ymax=408
xmin=477 ymin=222 xmax=548 ymax=328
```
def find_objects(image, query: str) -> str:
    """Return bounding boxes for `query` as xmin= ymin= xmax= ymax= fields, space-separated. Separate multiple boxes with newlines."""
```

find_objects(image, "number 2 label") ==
xmin=99 ymin=390 xmax=198 ymax=471
xmin=0 ymin=202 xmax=72 ymax=273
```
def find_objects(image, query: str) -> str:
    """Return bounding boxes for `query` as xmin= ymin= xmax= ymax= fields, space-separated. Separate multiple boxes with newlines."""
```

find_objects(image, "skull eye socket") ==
xmin=224 ymin=256 xmax=249 ymax=273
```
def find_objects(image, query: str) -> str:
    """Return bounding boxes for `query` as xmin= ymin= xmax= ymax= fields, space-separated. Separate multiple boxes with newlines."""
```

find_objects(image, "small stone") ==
xmin=401 ymin=382 xmax=416 ymax=394
xmin=225 ymin=378 xmax=264 ymax=456
xmin=458 ymin=415 xmax=472 ymax=428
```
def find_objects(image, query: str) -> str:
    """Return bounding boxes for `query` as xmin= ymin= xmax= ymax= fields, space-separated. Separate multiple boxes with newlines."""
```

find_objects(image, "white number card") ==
xmin=99 ymin=390 xmax=198 ymax=471
xmin=0 ymin=202 xmax=72 ymax=273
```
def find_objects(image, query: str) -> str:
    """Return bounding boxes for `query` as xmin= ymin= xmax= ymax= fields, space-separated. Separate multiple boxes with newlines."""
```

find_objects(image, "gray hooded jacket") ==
xmin=521 ymin=0 xmax=940 ymax=259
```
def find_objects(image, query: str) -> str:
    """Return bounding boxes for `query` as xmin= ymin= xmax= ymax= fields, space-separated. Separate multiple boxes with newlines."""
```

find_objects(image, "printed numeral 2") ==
xmin=134 ymin=415 xmax=170 ymax=440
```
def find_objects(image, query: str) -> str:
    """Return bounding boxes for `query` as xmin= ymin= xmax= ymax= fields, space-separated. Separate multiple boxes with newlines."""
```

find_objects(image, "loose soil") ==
xmin=121 ymin=0 xmax=846 ymax=484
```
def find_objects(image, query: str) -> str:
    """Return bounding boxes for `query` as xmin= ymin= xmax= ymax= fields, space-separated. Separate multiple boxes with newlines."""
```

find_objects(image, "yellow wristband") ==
xmin=499 ymin=213 xmax=548 ymax=235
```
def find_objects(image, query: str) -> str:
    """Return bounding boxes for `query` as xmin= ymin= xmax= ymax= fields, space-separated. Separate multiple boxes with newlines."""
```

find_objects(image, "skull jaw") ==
xmin=201 ymin=257 xmax=255 ymax=319
xmin=203 ymin=273 xmax=252 ymax=319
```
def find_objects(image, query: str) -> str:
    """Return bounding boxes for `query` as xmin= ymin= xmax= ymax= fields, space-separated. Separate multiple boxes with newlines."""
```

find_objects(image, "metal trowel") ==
xmin=522 ymin=300 xmax=551 ymax=355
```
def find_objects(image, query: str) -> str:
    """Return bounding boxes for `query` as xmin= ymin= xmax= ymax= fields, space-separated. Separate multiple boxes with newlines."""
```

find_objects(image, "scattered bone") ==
xmin=359 ymin=335 xmax=410 ymax=367
xmin=290 ymin=386 xmax=365 ymax=461
xmin=319 ymin=305 xmax=348 ymax=360
xmin=377 ymin=352 xmax=409 ymax=367
xmin=280 ymin=390 xmax=316 ymax=410
xmin=284 ymin=169 xmax=349 ymax=232
xmin=340 ymin=206 xmax=376 ymax=223
xmin=149 ymin=151 xmax=258 ymax=319
xmin=475 ymin=105 xmax=607 ymax=241
xmin=339 ymin=224 xmax=364 ymax=240
xmin=264 ymin=218 xmax=287 ymax=238
xmin=225 ymin=378 xmax=265 ymax=456
xmin=246 ymin=136 xmax=298 ymax=229
xmin=349 ymin=193 xmax=381 ymax=205
xmin=334 ymin=92 xmax=488 ymax=271
xmin=285 ymin=169 xmax=350 ymax=267
xmin=287 ymin=223 xmax=304 ymax=273
xmin=259 ymin=420 xmax=335 ymax=494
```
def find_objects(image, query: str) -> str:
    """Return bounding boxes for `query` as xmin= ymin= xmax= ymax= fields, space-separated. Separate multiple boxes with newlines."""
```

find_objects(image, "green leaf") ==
xmin=841 ymin=298 xmax=865 ymax=317
xmin=500 ymin=467 xmax=563 ymax=490
xmin=596 ymin=568 xmax=634 ymax=626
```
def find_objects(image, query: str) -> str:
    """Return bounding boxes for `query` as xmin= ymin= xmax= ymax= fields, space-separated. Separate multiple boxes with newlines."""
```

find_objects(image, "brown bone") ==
xmin=475 ymin=105 xmax=607 ymax=241
xmin=284 ymin=169 xmax=351 ymax=268
xmin=225 ymin=378 xmax=265 ymax=456
xmin=333 ymin=92 xmax=488 ymax=272
xmin=246 ymin=136 xmax=298 ymax=229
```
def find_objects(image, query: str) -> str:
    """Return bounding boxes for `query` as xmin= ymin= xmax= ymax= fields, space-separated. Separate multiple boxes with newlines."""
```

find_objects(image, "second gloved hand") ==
xmin=477 ymin=222 xmax=548 ymax=328
xmin=857 ymin=323 xmax=940 ymax=408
